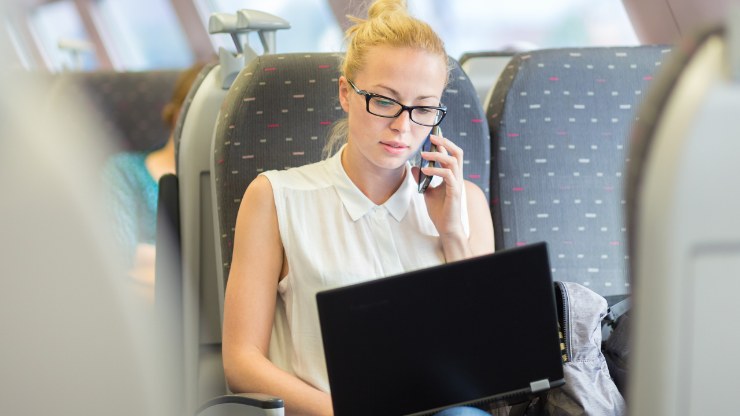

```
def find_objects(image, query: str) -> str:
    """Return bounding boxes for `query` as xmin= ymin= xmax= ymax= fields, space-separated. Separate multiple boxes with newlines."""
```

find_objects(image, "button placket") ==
xmin=369 ymin=206 xmax=403 ymax=276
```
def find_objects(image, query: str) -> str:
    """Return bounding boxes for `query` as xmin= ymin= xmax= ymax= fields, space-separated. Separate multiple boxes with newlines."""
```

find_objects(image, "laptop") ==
xmin=316 ymin=242 xmax=564 ymax=416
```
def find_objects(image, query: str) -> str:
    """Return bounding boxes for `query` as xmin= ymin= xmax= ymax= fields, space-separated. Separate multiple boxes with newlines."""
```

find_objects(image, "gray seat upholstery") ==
xmin=487 ymin=45 xmax=672 ymax=300
xmin=212 ymin=53 xmax=343 ymax=285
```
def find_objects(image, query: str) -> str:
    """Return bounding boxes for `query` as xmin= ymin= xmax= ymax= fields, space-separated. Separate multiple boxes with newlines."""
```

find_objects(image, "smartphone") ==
xmin=418 ymin=125 xmax=441 ymax=193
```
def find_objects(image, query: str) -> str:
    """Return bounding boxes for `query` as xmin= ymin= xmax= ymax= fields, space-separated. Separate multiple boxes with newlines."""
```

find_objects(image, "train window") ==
xmin=201 ymin=0 xmax=343 ymax=54
xmin=408 ymin=0 xmax=638 ymax=57
xmin=29 ymin=0 xmax=100 ymax=71
xmin=199 ymin=0 xmax=635 ymax=57
xmin=94 ymin=0 xmax=194 ymax=70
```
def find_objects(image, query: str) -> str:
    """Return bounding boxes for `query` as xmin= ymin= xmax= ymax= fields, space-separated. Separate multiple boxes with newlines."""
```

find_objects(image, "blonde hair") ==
xmin=323 ymin=0 xmax=450 ymax=158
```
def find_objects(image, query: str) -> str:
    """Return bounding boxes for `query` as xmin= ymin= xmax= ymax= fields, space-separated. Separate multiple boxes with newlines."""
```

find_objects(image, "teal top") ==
xmin=101 ymin=152 xmax=158 ymax=266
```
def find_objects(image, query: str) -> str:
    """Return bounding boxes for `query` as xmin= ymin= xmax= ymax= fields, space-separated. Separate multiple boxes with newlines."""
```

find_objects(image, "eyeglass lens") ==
xmin=367 ymin=96 xmax=442 ymax=126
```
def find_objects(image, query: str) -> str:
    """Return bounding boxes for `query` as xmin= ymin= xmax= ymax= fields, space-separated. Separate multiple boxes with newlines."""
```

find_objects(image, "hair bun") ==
xmin=367 ymin=0 xmax=408 ymax=20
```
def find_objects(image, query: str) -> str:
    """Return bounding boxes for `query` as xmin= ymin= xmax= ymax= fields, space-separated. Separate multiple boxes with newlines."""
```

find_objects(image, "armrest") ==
xmin=196 ymin=393 xmax=285 ymax=416
xmin=155 ymin=173 xmax=182 ymax=315
xmin=154 ymin=173 xmax=185 ymax=403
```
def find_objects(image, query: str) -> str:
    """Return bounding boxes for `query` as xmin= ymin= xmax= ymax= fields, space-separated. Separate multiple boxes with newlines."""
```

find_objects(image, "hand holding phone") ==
xmin=418 ymin=125 xmax=441 ymax=193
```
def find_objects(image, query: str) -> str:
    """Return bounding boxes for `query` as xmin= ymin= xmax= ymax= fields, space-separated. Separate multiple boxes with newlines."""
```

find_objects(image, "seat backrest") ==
xmin=212 ymin=52 xmax=491 ymax=293
xmin=1 ymin=69 xmax=177 ymax=416
xmin=164 ymin=60 xmax=236 ymax=414
xmin=626 ymin=26 xmax=740 ymax=416
xmin=167 ymin=12 xmax=296 ymax=414
xmin=487 ymin=45 xmax=672 ymax=300
xmin=44 ymin=70 xmax=180 ymax=157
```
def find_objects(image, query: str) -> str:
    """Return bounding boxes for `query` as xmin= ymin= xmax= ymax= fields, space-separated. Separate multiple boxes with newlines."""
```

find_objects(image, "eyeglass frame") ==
xmin=346 ymin=79 xmax=447 ymax=127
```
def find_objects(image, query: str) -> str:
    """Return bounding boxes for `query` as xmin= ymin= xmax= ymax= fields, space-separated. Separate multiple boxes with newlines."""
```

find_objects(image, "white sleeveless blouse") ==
xmin=261 ymin=146 xmax=469 ymax=392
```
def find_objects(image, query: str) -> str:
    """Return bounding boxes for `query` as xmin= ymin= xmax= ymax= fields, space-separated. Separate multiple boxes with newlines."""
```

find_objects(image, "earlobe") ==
xmin=338 ymin=76 xmax=350 ymax=113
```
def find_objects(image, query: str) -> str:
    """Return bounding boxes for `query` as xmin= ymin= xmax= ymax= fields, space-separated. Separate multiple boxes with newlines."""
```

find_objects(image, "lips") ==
xmin=379 ymin=141 xmax=409 ymax=155
xmin=379 ymin=141 xmax=408 ymax=149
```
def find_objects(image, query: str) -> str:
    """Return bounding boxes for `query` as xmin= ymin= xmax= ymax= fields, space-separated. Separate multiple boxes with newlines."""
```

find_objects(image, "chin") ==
xmin=374 ymin=157 xmax=409 ymax=172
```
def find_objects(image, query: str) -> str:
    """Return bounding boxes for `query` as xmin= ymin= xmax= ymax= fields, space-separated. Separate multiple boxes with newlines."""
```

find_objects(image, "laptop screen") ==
xmin=316 ymin=242 xmax=564 ymax=416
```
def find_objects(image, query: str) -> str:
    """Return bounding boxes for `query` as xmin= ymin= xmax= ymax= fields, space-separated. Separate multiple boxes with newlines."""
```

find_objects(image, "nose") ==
xmin=389 ymin=108 xmax=413 ymax=133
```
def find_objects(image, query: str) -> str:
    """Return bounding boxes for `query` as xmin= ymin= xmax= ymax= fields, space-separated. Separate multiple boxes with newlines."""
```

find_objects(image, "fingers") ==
xmin=432 ymin=133 xmax=464 ymax=161
xmin=420 ymin=134 xmax=463 ymax=184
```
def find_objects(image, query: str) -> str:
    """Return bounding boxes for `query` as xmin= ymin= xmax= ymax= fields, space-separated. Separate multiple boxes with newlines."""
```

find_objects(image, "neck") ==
xmin=155 ymin=135 xmax=175 ymax=157
xmin=145 ymin=134 xmax=176 ymax=181
xmin=340 ymin=147 xmax=406 ymax=205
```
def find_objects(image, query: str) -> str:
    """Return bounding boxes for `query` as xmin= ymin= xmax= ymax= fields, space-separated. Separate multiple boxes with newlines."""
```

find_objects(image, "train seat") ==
xmin=627 ymin=22 xmax=740 ymax=415
xmin=156 ymin=10 xmax=292 ymax=415
xmin=487 ymin=45 xmax=672 ymax=303
xmin=486 ymin=44 xmax=673 ymax=397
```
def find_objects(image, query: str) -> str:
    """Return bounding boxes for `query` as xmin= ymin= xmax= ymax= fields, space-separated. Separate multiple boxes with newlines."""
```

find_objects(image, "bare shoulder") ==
xmin=463 ymin=180 xmax=488 ymax=207
xmin=243 ymin=174 xmax=274 ymax=203
xmin=231 ymin=174 xmax=284 ymax=278
xmin=236 ymin=175 xmax=277 ymax=218
xmin=233 ymin=175 xmax=279 ymax=242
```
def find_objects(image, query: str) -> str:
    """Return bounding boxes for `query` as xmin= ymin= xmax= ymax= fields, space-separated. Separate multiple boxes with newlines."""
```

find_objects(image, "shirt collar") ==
xmin=329 ymin=145 xmax=415 ymax=222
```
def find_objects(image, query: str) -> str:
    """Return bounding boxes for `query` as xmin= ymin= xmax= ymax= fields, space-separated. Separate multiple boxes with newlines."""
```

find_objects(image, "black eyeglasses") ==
xmin=347 ymin=79 xmax=447 ymax=127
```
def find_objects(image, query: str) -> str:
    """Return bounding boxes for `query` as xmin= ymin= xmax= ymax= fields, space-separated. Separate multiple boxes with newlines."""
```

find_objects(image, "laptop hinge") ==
xmin=530 ymin=379 xmax=551 ymax=393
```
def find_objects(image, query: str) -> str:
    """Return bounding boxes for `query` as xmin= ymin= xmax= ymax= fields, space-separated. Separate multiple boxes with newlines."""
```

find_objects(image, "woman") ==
xmin=222 ymin=1 xmax=495 ymax=414
xmin=102 ymin=62 xmax=204 ymax=300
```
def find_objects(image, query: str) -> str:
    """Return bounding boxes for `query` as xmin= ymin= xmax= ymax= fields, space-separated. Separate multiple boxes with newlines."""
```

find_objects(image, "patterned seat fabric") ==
xmin=487 ymin=46 xmax=672 ymax=298
xmin=213 ymin=52 xmax=490 ymax=282
xmin=46 ymin=70 xmax=180 ymax=154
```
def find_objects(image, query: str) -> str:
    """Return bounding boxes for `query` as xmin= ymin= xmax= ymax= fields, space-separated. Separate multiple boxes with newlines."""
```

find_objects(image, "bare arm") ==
xmin=419 ymin=133 xmax=494 ymax=261
xmin=435 ymin=180 xmax=495 ymax=261
xmin=222 ymin=175 xmax=333 ymax=416
xmin=463 ymin=180 xmax=495 ymax=257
